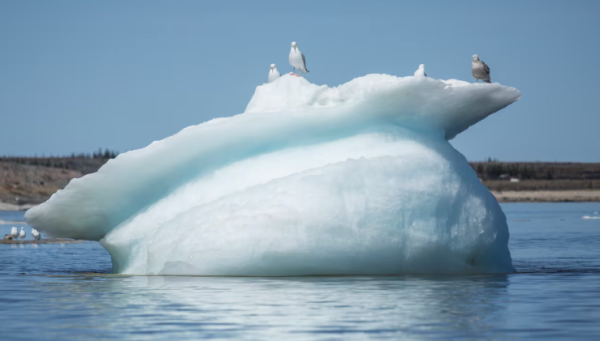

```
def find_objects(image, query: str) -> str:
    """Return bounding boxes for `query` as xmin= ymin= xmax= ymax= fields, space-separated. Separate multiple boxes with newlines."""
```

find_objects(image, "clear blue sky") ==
xmin=1 ymin=0 xmax=598 ymax=161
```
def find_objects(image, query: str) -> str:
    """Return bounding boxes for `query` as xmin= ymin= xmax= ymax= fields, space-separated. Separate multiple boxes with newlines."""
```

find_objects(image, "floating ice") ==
xmin=26 ymin=74 xmax=521 ymax=275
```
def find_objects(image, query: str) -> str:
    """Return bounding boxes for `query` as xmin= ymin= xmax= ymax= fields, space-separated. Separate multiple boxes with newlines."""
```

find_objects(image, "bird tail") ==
xmin=301 ymin=68 xmax=309 ymax=74
xmin=485 ymin=78 xmax=491 ymax=83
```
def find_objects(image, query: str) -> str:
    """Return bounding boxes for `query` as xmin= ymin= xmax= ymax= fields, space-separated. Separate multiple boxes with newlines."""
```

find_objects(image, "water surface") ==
xmin=1 ymin=203 xmax=599 ymax=340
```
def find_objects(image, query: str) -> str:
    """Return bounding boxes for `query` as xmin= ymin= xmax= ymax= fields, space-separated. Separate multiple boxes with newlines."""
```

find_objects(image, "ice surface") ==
xmin=26 ymin=74 xmax=520 ymax=275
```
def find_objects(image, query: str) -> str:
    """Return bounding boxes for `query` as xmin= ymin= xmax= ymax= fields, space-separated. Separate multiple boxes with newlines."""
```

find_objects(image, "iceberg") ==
xmin=25 ymin=74 xmax=521 ymax=275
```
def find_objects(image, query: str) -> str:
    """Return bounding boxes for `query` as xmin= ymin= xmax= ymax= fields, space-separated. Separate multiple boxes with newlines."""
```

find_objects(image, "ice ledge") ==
xmin=245 ymin=74 xmax=520 ymax=139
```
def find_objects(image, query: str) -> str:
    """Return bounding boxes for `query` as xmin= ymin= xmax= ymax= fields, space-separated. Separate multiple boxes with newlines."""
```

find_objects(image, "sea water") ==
xmin=1 ymin=203 xmax=599 ymax=340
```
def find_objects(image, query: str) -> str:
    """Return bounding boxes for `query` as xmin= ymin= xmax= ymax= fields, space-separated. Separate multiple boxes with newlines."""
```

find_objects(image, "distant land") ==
xmin=470 ymin=160 xmax=600 ymax=203
xmin=1 ymin=152 xmax=599 ymax=210
xmin=0 ymin=150 xmax=117 ymax=210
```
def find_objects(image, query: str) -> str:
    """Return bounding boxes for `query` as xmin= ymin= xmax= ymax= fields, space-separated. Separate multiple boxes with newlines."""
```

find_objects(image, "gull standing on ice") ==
xmin=472 ymin=55 xmax=491 ymax=83
xmin=19 ymin=227 xmax=26 ymax=239
xmin=32 ymin=228 xmax=41 ymax=241
xmin=268 ymin=64 xmax=280 ymax=83
xmin=289 ymin=42 xmax=309 ymax=75
xmin=414 ymin=64 xmax=427 ymax=77
xmin=11 ymin=227 xmax=18 ymax=238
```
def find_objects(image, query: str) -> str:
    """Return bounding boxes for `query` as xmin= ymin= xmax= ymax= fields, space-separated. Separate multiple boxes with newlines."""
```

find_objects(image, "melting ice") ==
xmin=26 ymin=74 xmax=521 ymax=275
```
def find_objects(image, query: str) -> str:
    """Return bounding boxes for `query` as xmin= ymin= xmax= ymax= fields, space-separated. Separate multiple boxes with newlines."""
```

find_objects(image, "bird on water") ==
xmin=472 ymin=55 xmax=491 ymax=83
xmin=289 ymin=42 xmax=309 ymax=75
xmin=32 ymin=228 xmax=41 ymax=240
xmin=268 ymin=64 xmax=280 ymax=83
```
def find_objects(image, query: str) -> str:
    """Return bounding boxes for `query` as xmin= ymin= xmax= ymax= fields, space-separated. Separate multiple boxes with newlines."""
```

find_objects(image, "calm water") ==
xmin=1 ymin=203 xmax=599 ymax=340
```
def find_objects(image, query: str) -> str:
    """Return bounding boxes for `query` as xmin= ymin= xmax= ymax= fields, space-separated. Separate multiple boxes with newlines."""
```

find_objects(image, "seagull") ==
xmin=11 ymin=227 xmax=18 ymax=238
xmin=289 ymin=42 xmax=309 ymax=75
xmin=268 ymin=64 xmax=280 ymax=83
xmin=19 ymin=227 xmax=26 ymax=240
xmin=32 ymin=228 xmax=41 ymax=241
xmin=472 ymin=55 xmax=491 ymax=83
xmin=414 ymin=64 xmax=427 ymax=77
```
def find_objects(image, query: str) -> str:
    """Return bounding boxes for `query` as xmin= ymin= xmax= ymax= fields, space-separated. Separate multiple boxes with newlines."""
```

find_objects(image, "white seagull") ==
xmin=472 ymin=54 xmax=491 ymax=83
xmin=19 ymin=227 xmax=26 ymax=240
xmin=414 ymin=64 xmax=427 ymax=77
xmin=32 ymin=228 xmax=41 ymax=241
xmin=11 ymin=227 xmax=18 ymax=238
xmin=268 ymin=64 xmax=280 ymax=83
xmin=289 ymin=42 xmax=309 ymax=75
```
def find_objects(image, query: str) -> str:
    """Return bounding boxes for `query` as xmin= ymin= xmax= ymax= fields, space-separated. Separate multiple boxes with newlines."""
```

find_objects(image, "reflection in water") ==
xmin=20 ymin=274 xmax=510 ymax=340
xmin=2 ymin=203 xmax=600 ymax=340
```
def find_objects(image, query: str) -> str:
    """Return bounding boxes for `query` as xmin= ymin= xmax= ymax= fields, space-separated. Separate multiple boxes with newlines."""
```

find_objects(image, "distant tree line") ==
xmin=2 ymin=151 xmax=599 ymax=181
xmin=0 ymin=149 xmax=119 ymax=174
xmin=71 ymin=148 xmax=119 ymax=159
xmin=470 ymin=159 xmax=600 ymax=181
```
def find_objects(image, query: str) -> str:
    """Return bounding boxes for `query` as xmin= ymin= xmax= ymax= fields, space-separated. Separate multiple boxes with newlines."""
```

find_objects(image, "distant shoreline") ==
xmin=491 ymin=190 xmax=600 ymax=203
xmin=0 ymin=238 xmax=85 ymax=245
xmin=2 ymin=191 xmax=600 ymax=213
xmin=0 ymin=202 xmax=36 ymax=212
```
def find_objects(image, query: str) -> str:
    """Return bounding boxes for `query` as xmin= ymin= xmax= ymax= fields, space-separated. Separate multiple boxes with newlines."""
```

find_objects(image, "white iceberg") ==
xmin=26 ymin=74 xmax=520 ymax=275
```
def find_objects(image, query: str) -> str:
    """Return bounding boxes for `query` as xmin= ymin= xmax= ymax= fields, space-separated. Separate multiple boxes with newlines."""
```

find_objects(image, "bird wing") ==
xmin=424 ymin=72 xmax=427 ymax=77
xmin=301 ymin=52 xmax=309 ymax=72
xmin=483 ymin=61 xmax=490 ymax=75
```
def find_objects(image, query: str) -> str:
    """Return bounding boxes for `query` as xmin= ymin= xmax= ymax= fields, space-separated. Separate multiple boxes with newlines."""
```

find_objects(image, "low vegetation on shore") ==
xmin=0 ymin=150 xmax=118 ymax=205
xmin=470 ymin=159 xmax=600 ymax=192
